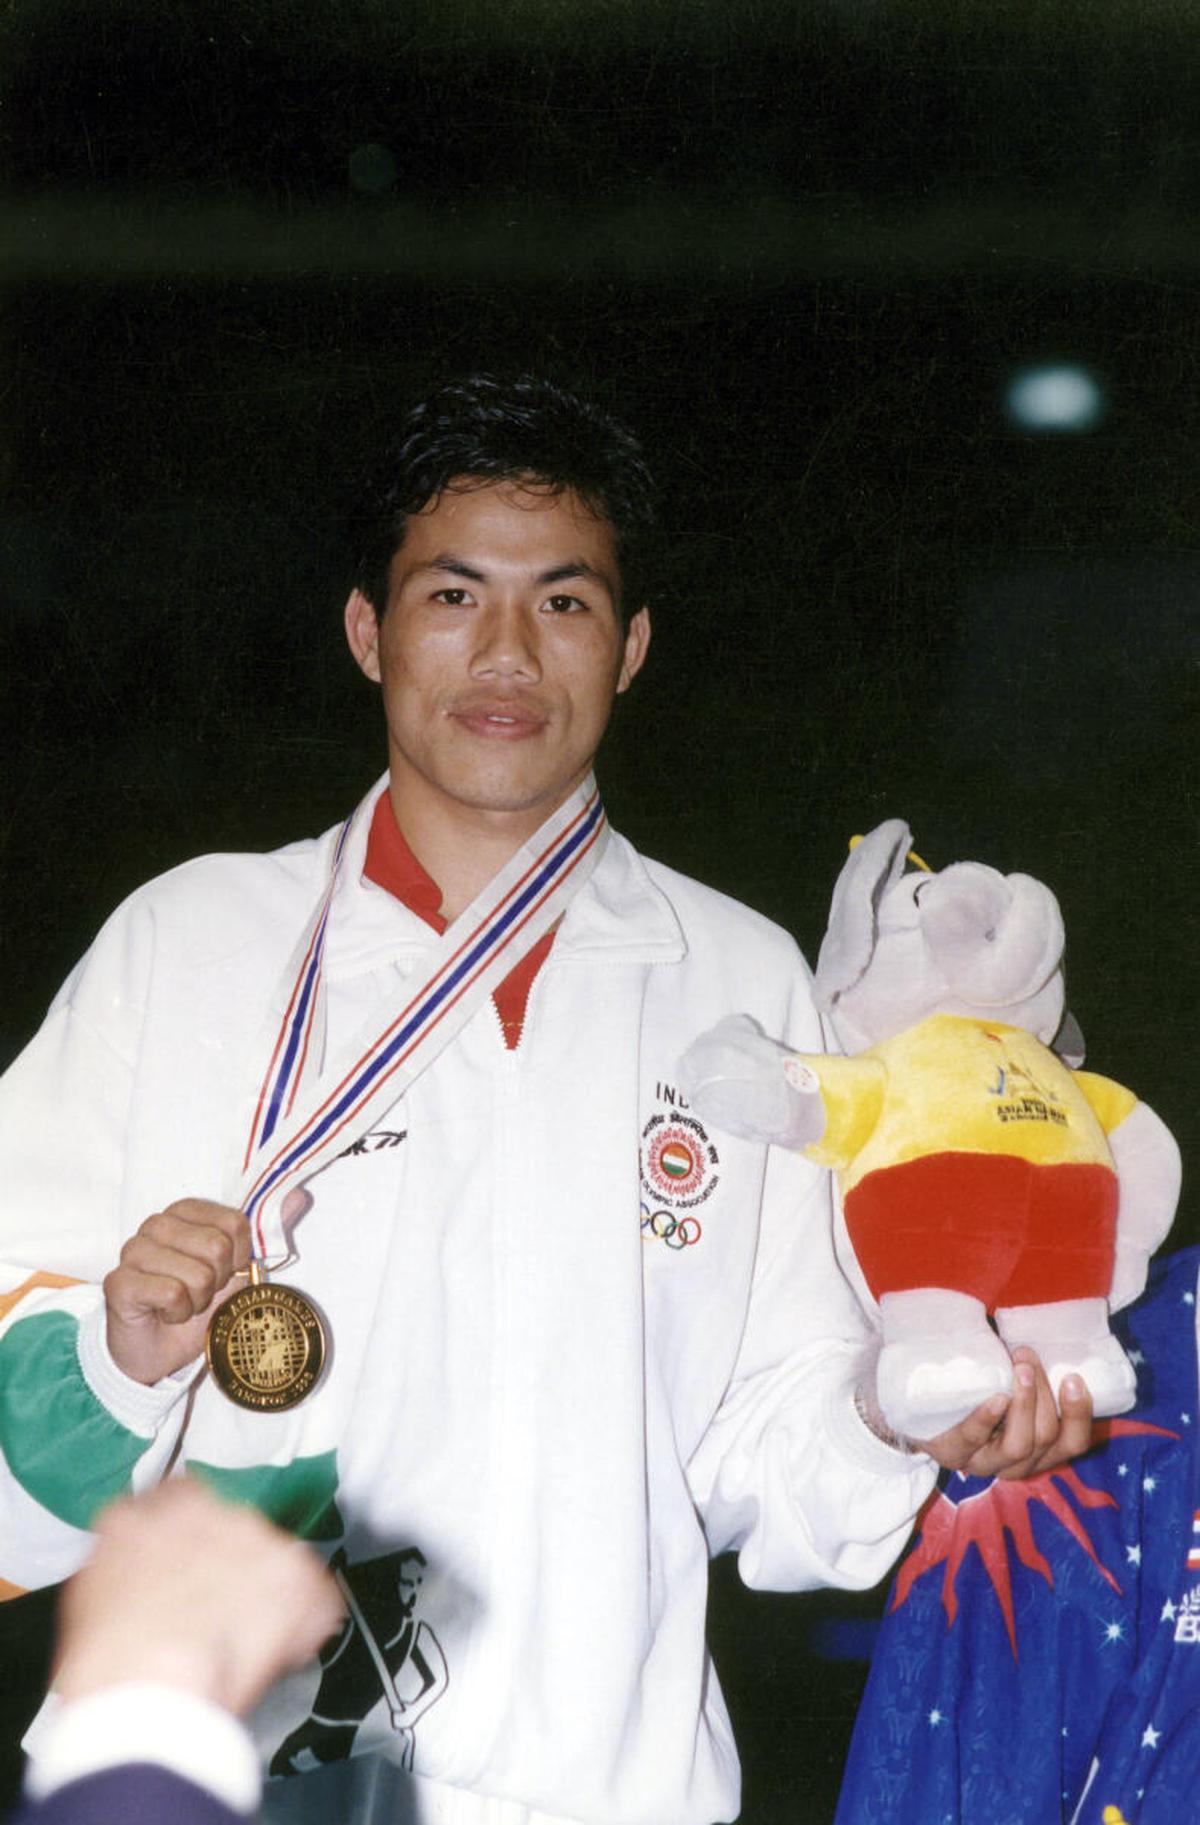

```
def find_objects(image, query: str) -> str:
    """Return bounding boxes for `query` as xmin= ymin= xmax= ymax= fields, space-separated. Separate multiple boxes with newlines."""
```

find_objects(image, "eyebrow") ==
xmin=536 ymin=560 xmax=612 ymax=590
xmin=412 ymin=555 xmax=614 ymax=592
xmin=414 ymin=556 xmax=487 ymax=583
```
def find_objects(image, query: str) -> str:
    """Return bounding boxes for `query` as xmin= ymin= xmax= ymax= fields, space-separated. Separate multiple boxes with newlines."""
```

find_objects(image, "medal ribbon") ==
xmin=242 ymin=817 xmax=355 ymax=1166
xmin=238 ymin=777 xmax=608 ymax=1261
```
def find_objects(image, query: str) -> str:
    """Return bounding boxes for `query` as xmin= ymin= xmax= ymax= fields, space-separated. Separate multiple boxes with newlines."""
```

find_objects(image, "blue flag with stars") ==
xmin=836 ymin=1246 xmax=1200 ymax=1825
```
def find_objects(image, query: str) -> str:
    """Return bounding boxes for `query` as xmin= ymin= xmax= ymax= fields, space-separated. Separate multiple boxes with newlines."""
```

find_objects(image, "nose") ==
xmin=469 ymin=600 xmax=542 ymax=681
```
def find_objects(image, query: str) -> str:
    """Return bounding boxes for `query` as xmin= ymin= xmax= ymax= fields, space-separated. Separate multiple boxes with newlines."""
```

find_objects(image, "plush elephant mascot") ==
xmin=680 ymin=821 xmax=1181 ymax=1438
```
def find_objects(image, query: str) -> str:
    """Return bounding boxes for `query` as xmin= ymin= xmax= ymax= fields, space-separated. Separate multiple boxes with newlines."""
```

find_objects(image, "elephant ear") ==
xmin=813 ymin=819 xmax=912 ymax=1012
xmin=1052 ymin=1008 xmax=1086 ymax=1068
xmin=920 ymin=866 xmax=1065 ymax=1006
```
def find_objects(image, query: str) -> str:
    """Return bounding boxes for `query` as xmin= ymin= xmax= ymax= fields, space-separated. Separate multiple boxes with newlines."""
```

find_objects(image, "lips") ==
xmin=448 ymin=699 xmax=549 ymax=739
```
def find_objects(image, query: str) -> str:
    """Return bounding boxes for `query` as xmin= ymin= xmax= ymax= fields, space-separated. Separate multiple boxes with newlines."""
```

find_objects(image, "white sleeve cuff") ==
xmin=823 ymin=1374 xmax=934 ymax=1478
xmin=24 ymin=1685 xmax=261 ymax=1813
xmin=76 ymin=1303 xmax=200 ymax=1433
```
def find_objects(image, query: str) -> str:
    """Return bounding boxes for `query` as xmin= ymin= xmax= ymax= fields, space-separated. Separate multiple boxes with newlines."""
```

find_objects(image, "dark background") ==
xmin=1 ymin=2 xmax=1197 ymax=1818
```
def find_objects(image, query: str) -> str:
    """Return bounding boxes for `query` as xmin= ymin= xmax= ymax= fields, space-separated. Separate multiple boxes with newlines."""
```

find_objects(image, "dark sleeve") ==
xmin=10 ymin=1764 xmax=246 ymax=1825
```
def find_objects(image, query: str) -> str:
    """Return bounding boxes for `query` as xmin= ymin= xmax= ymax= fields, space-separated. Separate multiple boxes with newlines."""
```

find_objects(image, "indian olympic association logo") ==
xmin=640 ymin=1110 xmax=720 ymax=1211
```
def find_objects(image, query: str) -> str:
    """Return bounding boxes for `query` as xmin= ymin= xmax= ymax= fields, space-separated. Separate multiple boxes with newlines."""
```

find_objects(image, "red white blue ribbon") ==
xmin=239 ymin=777 xmax=608 ymax=1261
xmin=242 ymin=817 xmax=354 ymax=1169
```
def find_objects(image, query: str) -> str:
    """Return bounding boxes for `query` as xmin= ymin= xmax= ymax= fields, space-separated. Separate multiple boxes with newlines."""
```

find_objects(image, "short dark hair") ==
xmin=353 ymin=374 xmax=657 ymax=622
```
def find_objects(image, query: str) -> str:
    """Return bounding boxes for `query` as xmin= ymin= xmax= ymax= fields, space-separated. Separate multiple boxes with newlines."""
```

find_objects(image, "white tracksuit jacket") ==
xmin=0 ymin=780 xmax=935 ymax=1825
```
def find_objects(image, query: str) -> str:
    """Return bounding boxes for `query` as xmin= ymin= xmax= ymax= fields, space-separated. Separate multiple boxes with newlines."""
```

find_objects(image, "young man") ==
xmin=0 ymin=376 xmax=1088 ymax=1825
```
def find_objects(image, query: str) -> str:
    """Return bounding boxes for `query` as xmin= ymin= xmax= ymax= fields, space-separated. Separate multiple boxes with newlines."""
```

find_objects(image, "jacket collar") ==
xmin=320 ymin=775 xmax=686 ymax=979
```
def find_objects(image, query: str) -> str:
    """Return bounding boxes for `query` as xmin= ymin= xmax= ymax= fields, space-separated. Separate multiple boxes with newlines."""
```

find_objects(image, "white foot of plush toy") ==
xmin=876 ymin=1289 xmax=1014 ymax=1440
xmin=994 ymin=1299 xmax=1138 ymax=1418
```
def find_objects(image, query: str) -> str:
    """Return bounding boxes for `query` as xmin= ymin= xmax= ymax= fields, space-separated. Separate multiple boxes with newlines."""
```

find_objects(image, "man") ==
xmin=0 ymin=375 xmax=1088 ymax=1825
xmin=16 ymin=1480 xmax=343 ymax=1824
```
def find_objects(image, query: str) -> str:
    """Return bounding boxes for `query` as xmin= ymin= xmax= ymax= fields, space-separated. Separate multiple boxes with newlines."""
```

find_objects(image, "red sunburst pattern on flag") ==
xmin=891 ymin=1419 xmax=1178 ymax=1658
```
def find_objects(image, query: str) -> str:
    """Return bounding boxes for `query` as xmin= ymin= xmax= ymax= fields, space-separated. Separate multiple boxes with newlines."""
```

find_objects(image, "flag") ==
xmin=836 ymin=1247 xmax=1200 ymax=1825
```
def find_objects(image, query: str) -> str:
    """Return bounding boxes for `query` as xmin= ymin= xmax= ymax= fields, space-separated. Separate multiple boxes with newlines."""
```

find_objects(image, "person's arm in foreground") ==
xmin=17 ymin=1478 xmax=344 ymax=1823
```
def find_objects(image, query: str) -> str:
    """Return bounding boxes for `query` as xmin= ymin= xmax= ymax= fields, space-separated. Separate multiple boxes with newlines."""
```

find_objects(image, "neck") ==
xmin=386 ymin=781 xmax=582 ymax=922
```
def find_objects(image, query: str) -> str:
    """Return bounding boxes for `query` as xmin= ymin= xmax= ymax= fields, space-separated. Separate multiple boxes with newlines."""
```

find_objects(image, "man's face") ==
xmin=344 ymin=478 xmax=650 ymax=835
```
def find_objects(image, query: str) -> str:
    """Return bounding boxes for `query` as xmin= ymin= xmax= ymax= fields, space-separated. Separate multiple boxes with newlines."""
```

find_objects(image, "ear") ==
xmin=344 ymin=589 xmax=382 ymax=682
xmin=921 ymin=866 xmax=1065 ymax=1008
xmin=1052 ymin=1008 xmax=1086 ymax=1069
xmin=812 ymin=819 xmax=912 ymax=1010
xmin=616 ymin=607 xmax=651 ymax=694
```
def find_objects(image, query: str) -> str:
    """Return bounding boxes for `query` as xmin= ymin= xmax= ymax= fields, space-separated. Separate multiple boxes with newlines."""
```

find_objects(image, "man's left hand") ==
xmin=914 ymin=1347 xmax=1094 ymax=1480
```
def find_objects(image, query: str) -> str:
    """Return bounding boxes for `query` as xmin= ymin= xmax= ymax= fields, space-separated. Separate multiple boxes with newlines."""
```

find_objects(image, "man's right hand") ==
xmin=103 ymin=1198 xmax=251 ymax=1385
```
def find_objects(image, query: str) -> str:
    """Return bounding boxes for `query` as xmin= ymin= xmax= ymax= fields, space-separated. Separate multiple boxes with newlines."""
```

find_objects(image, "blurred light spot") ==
xmin=1005 ymin=364 xmax=1106 ymax=432
xmin=348 ymin=144 xmax=397 ymax=196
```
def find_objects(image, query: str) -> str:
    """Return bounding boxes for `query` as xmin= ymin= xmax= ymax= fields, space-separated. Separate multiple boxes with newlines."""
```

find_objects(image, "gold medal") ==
xmin=206 ymin=1262 xmax=327 ymax=1412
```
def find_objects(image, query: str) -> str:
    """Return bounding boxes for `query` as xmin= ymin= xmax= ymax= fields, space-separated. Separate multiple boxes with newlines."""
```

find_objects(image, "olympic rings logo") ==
xmin=641 ymin=1205 xmax=702 ymax=1250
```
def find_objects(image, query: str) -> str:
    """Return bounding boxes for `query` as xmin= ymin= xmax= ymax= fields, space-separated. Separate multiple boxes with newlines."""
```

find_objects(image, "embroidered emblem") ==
xmin=640 ymin=1110 xmax=719 ymax=1210
xmin=983 ymin=1031 xmax=1067 ymax=1128
xmin=641 ymin=1204 xmax=703 ymax=1250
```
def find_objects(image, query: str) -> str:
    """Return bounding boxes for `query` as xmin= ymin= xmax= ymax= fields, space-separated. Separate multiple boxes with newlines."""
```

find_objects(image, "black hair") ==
xmin=353 ymin=374 xmax=657 ymax=623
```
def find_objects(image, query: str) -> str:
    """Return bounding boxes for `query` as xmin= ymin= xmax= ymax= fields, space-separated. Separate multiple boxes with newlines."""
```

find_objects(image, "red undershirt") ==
xmin=362 ymin=793 xmax=554 ymax=1051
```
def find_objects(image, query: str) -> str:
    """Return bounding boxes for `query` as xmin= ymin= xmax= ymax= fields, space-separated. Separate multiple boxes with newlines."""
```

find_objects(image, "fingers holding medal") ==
xmin=105 ymin=1196 xmax=328 ymax=1410
xmin=104 ymin=1198 xmax=252 ymax=1387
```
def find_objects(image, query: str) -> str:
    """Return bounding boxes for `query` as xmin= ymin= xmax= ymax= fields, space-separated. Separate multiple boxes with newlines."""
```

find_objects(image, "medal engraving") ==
xmin=206 ymin=1271 xmax=326 ymax=1411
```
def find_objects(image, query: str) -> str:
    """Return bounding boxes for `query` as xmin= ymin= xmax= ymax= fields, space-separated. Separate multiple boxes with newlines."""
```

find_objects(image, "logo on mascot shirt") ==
xmin=640 ymin=1107 xmax=720 ymax=1211
xmin=1173 ymin=1583 xmax=1200 ymax=1645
